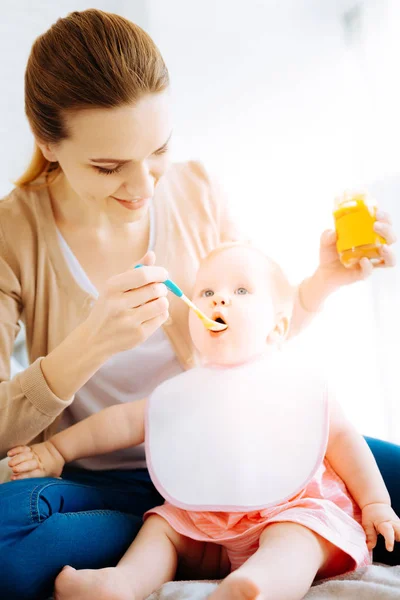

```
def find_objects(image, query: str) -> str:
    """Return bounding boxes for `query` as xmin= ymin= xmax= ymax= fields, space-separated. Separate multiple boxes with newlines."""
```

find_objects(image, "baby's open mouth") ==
xmin=215 ymin=317 xmax=226 ymax=325
xmin=210 ymin=312 xmax=228 ymax=333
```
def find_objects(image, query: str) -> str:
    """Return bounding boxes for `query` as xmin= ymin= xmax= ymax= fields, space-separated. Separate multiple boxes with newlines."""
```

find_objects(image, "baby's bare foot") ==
xmin=208 ymin=573 xmax=262 ymax=600
xmin=54 ymin=565 xmax=134 ymax=600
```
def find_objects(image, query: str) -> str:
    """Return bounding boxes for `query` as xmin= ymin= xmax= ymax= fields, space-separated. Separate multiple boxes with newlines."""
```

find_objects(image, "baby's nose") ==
xmin=212 ymin=294 xmax=230 ymax=306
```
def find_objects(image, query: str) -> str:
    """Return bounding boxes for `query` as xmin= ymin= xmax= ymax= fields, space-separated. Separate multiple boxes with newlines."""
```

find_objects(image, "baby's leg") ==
xmin=209 ymin=522 xmax=343 ymax=600
xmin=55 ymin=515 xmax=199 ymax=600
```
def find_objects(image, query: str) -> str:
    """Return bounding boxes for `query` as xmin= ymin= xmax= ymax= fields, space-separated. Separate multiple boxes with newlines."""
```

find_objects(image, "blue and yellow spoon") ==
xmin=135 ymin=264 xmax=227 ymax=332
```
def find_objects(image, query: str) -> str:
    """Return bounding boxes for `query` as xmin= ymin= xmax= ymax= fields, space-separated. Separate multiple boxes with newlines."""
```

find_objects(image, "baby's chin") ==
xmin=200 ymin=347 xmax=267 ymax=368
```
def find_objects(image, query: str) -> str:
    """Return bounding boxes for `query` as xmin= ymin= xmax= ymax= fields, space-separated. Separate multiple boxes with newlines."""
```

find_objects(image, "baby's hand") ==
xmin=362 ymin=502 xmax=400 ymax=551
xmin=7 ymin=441 xmax=65 ymax=480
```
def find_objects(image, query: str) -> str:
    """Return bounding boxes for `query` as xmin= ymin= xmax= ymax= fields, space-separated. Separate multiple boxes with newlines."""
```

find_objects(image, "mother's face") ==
xmin=38 ymin=91 xmax=173 ymax=223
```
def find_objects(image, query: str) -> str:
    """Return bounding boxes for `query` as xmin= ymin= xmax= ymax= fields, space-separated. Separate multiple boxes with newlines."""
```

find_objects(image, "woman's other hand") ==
xmin=317 ymin=211 xmax=396 ymax=289
xmin=300 ymin=212 xmax=396 ymax=312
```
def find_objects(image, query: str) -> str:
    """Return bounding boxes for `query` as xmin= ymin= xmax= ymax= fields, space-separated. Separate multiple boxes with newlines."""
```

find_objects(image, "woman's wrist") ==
xmin=299 ymin=267 xmax=339 ymax=313
xmin=40 ymin=319 xmax=111 ymax=401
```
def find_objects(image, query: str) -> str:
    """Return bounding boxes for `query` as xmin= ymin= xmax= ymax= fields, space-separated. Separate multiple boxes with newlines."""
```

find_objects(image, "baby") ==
xmin=8 ymin=243 xmax=400 ymax=600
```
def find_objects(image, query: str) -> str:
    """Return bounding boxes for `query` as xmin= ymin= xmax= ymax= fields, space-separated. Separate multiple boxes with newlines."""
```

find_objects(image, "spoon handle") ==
xmin=134 ymin=264 xmax=183 ymax=298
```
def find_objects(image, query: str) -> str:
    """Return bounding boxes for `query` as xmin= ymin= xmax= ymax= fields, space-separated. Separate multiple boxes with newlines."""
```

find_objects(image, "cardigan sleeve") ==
xmin=0 ymin=220 xmax=73 ymax=458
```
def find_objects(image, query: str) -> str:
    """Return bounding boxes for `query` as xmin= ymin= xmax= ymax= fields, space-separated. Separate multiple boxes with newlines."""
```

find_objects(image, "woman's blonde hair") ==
xmin=16 ymin=9 xmax=169 ymax=187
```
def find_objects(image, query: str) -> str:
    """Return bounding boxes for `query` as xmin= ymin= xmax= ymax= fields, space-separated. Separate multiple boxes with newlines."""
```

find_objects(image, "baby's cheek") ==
xmin=256 ymin=300 xmax=276 ymax=329
xmin=189 ymin=314 xmax=209 ymax=354
xmin=233 ymin=327 xmax=258 ymax=353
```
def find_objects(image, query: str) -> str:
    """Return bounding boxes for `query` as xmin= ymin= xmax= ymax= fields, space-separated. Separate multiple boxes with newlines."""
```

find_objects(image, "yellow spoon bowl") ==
xmin=180 ymin=295 xmax=227 ymax=332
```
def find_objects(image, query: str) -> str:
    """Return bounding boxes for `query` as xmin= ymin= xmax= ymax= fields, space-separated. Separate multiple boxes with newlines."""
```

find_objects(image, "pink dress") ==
xmin=145 ymin=460 xmax=370 ymax=578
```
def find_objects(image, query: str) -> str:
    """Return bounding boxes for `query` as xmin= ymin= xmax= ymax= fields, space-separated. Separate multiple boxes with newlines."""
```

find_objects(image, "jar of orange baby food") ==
xmin=333 ymin=191 xmax=386 ymax=268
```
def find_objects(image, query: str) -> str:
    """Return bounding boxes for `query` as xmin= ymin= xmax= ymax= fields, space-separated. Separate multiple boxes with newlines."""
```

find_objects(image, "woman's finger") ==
xmin=359 ymin=257 xmax=374 ymax=279
xmin=136 ymin=251 xmax=156 ymax=267
xmin=320 ymin=229 xmax=337 ymax=247
xmin=107 ymin=265 xmax=169 ymax=295
xmin=374 ymin=222 xmax=397 ymax=245
xmin=375 ymin=211 xmax=393 ymax=226
xmin=122 ymin=282 xmax=168 ymax=309
xmin=141 ymin=311 xmax=170 ymax=339
xmin=8 ymin=452 xmax=34 ymax=468
xmin=7 ymin=445 xmax=31 ymax=457
xmin=376 ymin=245 xmax=396 ymax=268
xmin=133 ymin=296 xmax=169 ymax=325
xmin=12 ymin=459 xmax=40 ymax=474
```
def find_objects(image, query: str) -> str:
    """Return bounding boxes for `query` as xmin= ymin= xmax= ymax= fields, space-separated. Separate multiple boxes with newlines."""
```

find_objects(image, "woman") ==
xmin=0 ymin=9 xmax=397 ymax=600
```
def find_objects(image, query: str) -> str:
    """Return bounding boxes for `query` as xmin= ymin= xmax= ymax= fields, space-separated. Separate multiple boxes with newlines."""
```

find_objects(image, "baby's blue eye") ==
xmin=235 ymin=287 xmax=248 ymax=295
xmin=202 ymin=289 xmax=214 ymax=298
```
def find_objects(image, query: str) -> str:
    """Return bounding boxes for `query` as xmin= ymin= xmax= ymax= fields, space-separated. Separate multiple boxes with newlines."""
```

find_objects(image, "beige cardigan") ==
xmin=0 ymin=161 xmax=309 ymax=458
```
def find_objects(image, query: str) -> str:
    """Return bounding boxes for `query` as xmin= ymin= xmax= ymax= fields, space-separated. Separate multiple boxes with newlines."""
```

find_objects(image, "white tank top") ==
xmin=58 ymin=205 xmax=184 ymax=470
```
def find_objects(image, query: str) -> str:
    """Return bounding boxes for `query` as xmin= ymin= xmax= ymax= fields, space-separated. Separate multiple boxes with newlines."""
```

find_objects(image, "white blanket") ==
xmin=146 ymin=565 xmax=400 ymax=599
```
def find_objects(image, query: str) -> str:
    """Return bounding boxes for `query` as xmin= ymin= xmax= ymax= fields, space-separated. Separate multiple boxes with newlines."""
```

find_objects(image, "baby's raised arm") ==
xmin=8 ymin=399 xmax=146 ymax=479
xmin=326 ymin=393 xmax=400 ymax=551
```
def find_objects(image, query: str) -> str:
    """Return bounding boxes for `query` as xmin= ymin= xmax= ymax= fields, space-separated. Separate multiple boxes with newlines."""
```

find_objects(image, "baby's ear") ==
xmin=267 ymin=315 xmax=289 ymax=345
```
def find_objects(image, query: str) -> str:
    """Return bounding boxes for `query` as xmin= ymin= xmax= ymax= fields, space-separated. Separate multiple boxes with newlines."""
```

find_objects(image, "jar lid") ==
xmin=334 ymin=190 xmax=375 ymax=211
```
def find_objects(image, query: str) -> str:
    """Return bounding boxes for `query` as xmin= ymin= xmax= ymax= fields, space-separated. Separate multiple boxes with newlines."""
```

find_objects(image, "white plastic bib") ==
xmin=146 ymin=350 xmax=328 ymax=512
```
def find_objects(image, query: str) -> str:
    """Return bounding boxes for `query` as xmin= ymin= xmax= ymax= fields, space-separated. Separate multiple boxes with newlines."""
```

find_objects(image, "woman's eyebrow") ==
xmin=89 ymin=131 xmax=173 ymax=164
xmin=89 ymin=157 xmax=131 ymax=165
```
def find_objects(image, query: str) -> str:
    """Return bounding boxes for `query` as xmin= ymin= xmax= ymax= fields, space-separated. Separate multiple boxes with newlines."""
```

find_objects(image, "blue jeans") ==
xmin=0 ymin=438 xmax=399 ymax=600
xmin=0 ymin=467 xmax=163 ymax=600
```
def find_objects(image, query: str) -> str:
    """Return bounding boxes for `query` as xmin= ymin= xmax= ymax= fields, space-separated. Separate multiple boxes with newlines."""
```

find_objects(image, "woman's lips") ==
xmin=112 ymin=196 xmax=149 ymax=210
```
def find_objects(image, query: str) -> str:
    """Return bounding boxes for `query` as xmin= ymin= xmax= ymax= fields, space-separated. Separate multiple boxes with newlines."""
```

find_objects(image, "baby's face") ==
xmin=189 ymin=247 xmax=278 ymax=366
